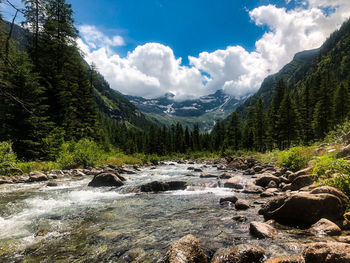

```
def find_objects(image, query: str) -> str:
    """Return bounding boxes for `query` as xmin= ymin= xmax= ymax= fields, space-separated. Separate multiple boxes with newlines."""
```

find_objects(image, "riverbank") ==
xmin=0 ymin=156 xmax=349 ymax=262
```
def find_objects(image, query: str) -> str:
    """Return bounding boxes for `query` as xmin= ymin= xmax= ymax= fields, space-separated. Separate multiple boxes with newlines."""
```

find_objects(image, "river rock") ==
xmin=200 ymin=173 xmax=218 ymax=178
xmin=211 ymin=244 xmax=265 ymax=263
xmin=29 ymin=171 xmax=48 ymax=182
xmin=194 ymin=168 xmax=203 ymax=172
xmin=47 ymin=181 xmax=62 ymax=187
xmin=220 ymin=196 xmax=238 ymax=205
xmin=264 ymin=257 xmax=298 ymax=263
xmin=140 ymin=181 xmax=187 ymax=192
xmin=224 ymin=177 xmax=244 ymax=189
xmin=336 ymin=144 xmax=350 ymax=158
xmin=219 ymin=173 xmax=233 ymax=179
xmin=300 ymin=242 xmax=350 ymax=263
xmin=337 ymin=236 xmax=350 ymax=244
xmin=259 ymin=193 xmax=345 ymax=225
xmin=288 ymin=167 xmax=313 ymax=182
xmin=163 ymin=234 xmax=208 ymax=263
xmin=250 ymin=221 xmax=277 ymax=239
xmin=243 ymin=185 xmax=264 ymax=194
xmin=255 ymin=174 xmax=280 ymax=187
xmin=267 ymin=181 xmax=278 ymax=188
xmin=88 ymin=173 xmax=124 ymax=187
xmin=309 ymin=218 xmax=342 ymax=236
xmin=261 ymin=188 xmax=279 ymax=197
xmin=310 ymin=186 xmax=349 ymax=206
xmin=0 ymin=177 xmax=13 ymax=184
xmin=291 ymin=175 xmax=314 ymax=191
xmin=235 ymin=199 xmax=250 ymax=210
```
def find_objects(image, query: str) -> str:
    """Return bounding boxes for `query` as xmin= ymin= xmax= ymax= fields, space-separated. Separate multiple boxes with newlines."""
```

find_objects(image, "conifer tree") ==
xmin=333 ymin=83 xmax=349 ymax=124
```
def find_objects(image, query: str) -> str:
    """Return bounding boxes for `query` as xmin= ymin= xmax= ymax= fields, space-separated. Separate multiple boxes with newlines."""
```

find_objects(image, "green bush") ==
xmin=277 ymin=146 xmax=313 ymax=172
xmin=0 ymin=142 xmax=18 ymax=175
xmin=312 ymin=155 xmax=350 ymax=179
xmin=57 ymin=139 xmax=102 ymax=169
xmin=319 ymin=174 xmax=350 ymax=197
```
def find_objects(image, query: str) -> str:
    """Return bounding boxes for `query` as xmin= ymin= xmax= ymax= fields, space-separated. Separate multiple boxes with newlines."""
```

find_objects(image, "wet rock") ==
xmin=88 ymin=173 xmax=124 ymax=187
xmin=219 ymin=196 xmax=238 ymax=205
xmin=243 ymin=185 xmax=264 ymax=194
xmin=118 ymin=168 xmax=136 ymax=175
xmin=254 ymin=166 xmax=264 ymax=173
xmin=235 ymin=199 xmax=250 ymax=210
xmin=200 ymin=173 xmax=218 ymax=179
xmin=255 ymin=174 xmax=280 ymax=187
xmin=243 ymin=169 xmax=255 ymax=175
xmin=309 ymin=218 xmax=342 ymax=236
xmin=29 ymin=171 xmax=48 ymax=182
xmin=47 ymin=181 xmax=62 ymax=187
xmin=140 ymin=181 xmax=187 ymax=192
xmin=232 ymin=215 xmax=247 ymax=222
xmin=194 ymin=168 xmax=203 ymax=172
xmin=250 ymin=221 xmax=277 ymax=239
xmin=219 ymin=173 xmax=233 ymax=179
xmin=223 ymin=177 xmax=244 ymax=189
xmin=300 ymin=242 xmax=350 ymax=263
xmin=187 ymin=167 xmax=195 ymax=170
xmin=310 ymin=186 xmax=349 ymax=207
xmin=72 ymin=170 xmax=85 ymax=177
xmin=290 ymin=175 xmax=313 ymax=191
xmin=163 ymin=234 xmax=208 ymax=263
xmin=211 ymin=244 xmax=265 ymax=263
xmin=260 ymin=193 xmax=345 ymax=225
xmin=264 ymin=257 xmax=298 ymax=263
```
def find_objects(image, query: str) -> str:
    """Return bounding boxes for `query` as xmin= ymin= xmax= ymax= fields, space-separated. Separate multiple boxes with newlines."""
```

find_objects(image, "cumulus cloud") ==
xmin=77 ymin=0 xmax=350 ymax=100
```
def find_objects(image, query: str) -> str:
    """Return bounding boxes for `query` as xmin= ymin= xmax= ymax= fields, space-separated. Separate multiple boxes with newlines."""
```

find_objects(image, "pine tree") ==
xmin=333 ymin=83 xmax=349 ymax=124
xmin=276 ymin=92 xmax=298 ymax=149
xmin=224 ymin=112 xmax=242 ymax=151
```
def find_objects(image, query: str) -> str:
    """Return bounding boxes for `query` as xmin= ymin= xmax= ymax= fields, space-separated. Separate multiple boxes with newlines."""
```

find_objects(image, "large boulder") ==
xmin=310 ymin=186 xmax=349 ymax=207
xmin=300 ymin=242 xmax=350 ymax=263
xmin=288 ymin=167 xmax=313 ymax=182
xmin=140 ymin=181 xmax=187 ymax=192
xmin=163 ymin=234 xmax=208 ymax=263
xmin=211 ymin=244 xmax=265 ymax=263
xmin=29 ymin=171 xmax=48 ymax=182
xmin=88 ymin=173 xmax=124 ymax=187
xmin=309 ymin=218 xmax=341 ymax=236
xmin=224 ymin=177 xmax=245 ymax=189
xmin=290 ymin=175 xmax=314 ymax=191
xmin=255 ymin=174 xmax=280 ymax=187
xmin=259 ymin=193 xmax=345 ymax=225
xmin=250 ymin=221 xmax=277 ymax=239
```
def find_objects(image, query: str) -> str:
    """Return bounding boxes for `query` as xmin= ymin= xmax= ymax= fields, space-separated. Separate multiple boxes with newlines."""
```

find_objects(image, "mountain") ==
xmin=125 ymin=90 xmax=244 ymax=131
xmin=236 ymin=48 xmax=320 ymax=117
xmin=236 ymin=18 xmax=350 ymax=117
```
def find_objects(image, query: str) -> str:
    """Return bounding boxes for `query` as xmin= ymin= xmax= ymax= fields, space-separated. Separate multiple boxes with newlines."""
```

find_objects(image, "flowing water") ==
xmin=0 ymin=163 xmax=340 ymax=262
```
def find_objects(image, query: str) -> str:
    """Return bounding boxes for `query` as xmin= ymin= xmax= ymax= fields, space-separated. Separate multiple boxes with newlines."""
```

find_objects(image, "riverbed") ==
xmin=0 ymin=162 xmax=338 ymax=262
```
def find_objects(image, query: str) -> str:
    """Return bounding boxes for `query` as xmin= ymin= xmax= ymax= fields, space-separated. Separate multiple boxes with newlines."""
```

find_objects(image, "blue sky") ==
xmin=2 ymin=0 xmax=350 ymax=100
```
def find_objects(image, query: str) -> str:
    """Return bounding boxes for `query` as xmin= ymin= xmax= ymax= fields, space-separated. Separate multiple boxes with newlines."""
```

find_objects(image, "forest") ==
xmin=1 ymin=0 xmax=350 ymax=165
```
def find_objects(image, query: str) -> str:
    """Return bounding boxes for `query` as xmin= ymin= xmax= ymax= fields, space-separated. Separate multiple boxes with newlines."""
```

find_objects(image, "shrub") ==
xmin=0 ymin=142 xmax=18 ymax=175
xmin=319 ymin=174 xmax=350 ymax=198
xmin=57 ymin=139 xmax=102 ymax=169
xmin=277 ymin=146 xmax=313 ymax=172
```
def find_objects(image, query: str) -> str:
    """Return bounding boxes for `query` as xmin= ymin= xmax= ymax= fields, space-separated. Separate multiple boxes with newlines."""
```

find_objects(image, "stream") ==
xmin=0 ymin=162 xmax=339 ymax=262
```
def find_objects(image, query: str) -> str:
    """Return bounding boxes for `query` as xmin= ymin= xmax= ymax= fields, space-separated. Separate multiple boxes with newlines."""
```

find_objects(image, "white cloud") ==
xmin=77 ymin=0 xmax=350 ymax=100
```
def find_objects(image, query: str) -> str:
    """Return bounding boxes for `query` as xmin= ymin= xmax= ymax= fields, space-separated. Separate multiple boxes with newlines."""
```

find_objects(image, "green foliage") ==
xmin=312 ymin=155 xmax=350 ymax=180
xmin=0 ymin=142 xmax=17 ymax=175
xmin=57 ymin=139 xmax=102 ymax=169
xmin=277 ymin=146 xmax=313 ymax=172
xmin=320 ymin=174 xmax=350 ymax=198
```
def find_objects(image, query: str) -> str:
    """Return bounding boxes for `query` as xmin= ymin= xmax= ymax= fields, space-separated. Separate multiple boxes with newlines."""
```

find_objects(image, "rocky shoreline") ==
xmin=1 ymin=157 xmax=350 ymax=262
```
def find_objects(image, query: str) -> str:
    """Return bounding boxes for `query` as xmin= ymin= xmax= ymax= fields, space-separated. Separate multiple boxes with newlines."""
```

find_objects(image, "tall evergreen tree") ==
xmin=333 ymin=83 xmax=349 ymax=124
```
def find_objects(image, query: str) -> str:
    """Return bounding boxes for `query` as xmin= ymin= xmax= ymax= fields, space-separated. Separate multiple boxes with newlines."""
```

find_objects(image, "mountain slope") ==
xmin=236 ymin=18 xmax=350 ymax=117
xmin=5 ymin=21 xmax=153 ymax=130
xmin=125 ymin=90 xmax=243 ymax=131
